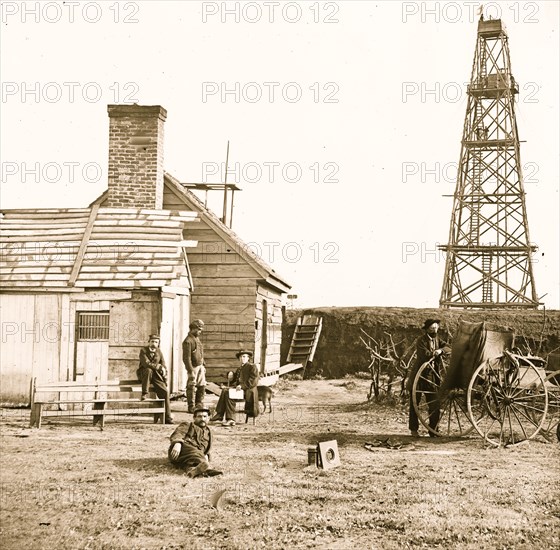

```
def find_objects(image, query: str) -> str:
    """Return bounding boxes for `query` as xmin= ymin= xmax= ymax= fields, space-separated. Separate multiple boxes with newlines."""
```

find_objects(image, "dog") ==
xmin=257 ymin=385 xmax=273 ymax=413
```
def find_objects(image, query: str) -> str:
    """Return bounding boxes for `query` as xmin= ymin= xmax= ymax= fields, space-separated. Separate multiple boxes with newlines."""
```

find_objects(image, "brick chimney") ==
xmin=106 ymin=104 xmax=167 ymax=209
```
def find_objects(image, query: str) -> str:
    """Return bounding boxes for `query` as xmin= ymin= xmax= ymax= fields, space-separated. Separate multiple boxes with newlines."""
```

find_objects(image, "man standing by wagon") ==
xmin=183 ymin=319 xmax=206 ymax=414
xmin=407 ymin=319 xmax=450 ymax=438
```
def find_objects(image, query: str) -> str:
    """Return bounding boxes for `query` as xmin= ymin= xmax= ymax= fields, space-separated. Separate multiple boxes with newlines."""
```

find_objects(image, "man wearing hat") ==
xmin=137 ymin=334 xmax=174 ymax=424
xmin=237 ymin=350 xmax=260 ymax=420
xmin=210 ymin=350 xmax=260 ymax=425
xmin=182 ymin=319 xmax=207 ymax=413
xmin=407 ymin=319 xmax=450 ymax=437
xmin=168 ymin=403 xmax=222 ymax=478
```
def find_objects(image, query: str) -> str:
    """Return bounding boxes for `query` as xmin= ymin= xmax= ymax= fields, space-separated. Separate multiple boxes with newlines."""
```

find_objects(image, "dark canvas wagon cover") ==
xmin=443 ymin=321 xmax=515 ymax=390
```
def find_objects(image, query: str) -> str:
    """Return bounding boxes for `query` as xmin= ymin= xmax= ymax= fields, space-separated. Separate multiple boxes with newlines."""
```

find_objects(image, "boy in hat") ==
xmin=137 ymin=334 xmax=173 ymax=424
xmin=168 ymin=404 xmax=222 ymax=478
xmin=182 ymin=319 xmax=207 ymax=413
xmin=407 ymin=319 xmax=450 ymax=437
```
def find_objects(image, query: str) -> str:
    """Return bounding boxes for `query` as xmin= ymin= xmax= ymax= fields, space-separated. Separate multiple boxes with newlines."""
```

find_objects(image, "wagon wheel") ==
xmin=412 ymin=358 xmax=474 ymax=437
xmin=467 ymin=356 xmax=548 ymax=446
xmin=541 ymin=370 xmax=560 ymax=443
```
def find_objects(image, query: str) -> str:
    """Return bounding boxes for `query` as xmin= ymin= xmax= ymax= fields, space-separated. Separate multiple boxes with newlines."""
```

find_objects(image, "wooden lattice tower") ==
xmin=439 ymin=18 xmax=539 ymax=309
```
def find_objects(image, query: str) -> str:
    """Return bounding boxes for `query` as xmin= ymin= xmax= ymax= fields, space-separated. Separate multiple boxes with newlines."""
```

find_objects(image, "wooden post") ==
xmin=29 ymin=377 xmax=37 ymax=428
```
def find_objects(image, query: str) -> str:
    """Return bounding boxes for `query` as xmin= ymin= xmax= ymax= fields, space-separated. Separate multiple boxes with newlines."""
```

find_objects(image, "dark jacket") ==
xmin=414 ymin=333 xmax=450 ymax=369
xmin=182 ymin=332 xmax=204 ymax=372
xmin=239 ymin=362 xmax=259 ymax=390
xmin=407 ymin=333 xmax=450 ymax=392
xmin=169 ymin=421 xmax=212 ymax=456
xmin=139 ymin=346 xmax=166 ymax=370
xmin=239 ymin=362 xmax=260 ymax=418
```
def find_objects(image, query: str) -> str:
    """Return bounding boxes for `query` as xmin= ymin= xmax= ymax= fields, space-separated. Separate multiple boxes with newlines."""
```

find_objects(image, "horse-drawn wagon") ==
xmin=411 ymin=321 xmax=559 ymax=446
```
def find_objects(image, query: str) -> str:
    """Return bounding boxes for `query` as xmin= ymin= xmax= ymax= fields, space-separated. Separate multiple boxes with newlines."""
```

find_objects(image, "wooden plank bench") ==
xmin=29 ymin=378 xmax=165 ymax=428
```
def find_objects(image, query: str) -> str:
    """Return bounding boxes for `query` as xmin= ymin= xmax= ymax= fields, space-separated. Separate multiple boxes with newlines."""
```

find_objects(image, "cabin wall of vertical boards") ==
xmin=0 ymin=289 xmax=190 ymax=403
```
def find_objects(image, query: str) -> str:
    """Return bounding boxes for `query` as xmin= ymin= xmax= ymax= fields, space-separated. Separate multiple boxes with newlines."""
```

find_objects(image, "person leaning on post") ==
xmin=168 ymin=403 xmax=223 ymax=478
xmin=136 ymin=334 xmax=174 ymax=424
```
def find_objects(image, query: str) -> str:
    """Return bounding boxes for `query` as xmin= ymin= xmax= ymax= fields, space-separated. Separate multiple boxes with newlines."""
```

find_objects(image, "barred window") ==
xmin=77 ymin=312 xmax=110 ymax=341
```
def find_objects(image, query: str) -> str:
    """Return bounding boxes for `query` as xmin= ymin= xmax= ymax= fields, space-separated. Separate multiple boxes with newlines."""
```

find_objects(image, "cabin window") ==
xmin=77 ymin=312 xmax=110 ymax=341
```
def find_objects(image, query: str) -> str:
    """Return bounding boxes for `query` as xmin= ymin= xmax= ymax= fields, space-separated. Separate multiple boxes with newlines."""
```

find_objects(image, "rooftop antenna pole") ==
xmin=222 ymin=140 xmax=230 ymax=225
xmin=229 ymin=186 xmax=235 ymax=229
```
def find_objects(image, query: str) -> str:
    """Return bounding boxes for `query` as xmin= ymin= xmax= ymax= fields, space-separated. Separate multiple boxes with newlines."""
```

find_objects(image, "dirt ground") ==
xmin=1 ymin=378 xmax=559 ymax=550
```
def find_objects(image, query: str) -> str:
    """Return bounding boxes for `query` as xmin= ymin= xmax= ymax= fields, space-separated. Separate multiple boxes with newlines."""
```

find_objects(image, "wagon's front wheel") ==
xmin=467 ymin=356 xmax=548 ymax=446
xmin=412 ymin=359 xmax=473 ymax=437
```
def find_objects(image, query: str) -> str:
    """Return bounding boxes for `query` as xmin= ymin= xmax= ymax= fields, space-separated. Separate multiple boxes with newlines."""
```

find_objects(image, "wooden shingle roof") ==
xmin=0 ymin=207 xmax=198 ymax=290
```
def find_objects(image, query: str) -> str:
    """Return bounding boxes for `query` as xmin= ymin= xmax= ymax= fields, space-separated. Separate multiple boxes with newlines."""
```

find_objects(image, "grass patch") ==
xmin=1 ymin=378 xmax=559 ymax=550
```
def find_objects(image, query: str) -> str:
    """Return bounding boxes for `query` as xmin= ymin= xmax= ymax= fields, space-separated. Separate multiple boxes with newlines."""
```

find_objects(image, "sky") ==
xmin=1 ymin=0 xmax=558 ymax=309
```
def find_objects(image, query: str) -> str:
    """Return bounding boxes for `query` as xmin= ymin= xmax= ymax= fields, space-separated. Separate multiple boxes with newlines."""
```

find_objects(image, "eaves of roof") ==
xmin=164 ymin=172 xmax=291 ymax=293
xmin=0 ymin=206 xmax=197 ymax=291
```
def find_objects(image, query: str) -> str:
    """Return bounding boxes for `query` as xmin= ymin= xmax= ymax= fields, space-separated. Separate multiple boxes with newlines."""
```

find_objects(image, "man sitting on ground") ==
xmin=168 ymin=404 xmax=223 ymax=478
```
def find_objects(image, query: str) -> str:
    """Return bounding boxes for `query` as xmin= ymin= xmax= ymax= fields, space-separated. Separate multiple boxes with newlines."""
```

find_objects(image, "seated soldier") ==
xmin=210 ymin=350 xmax=260 ymax=426
xmin=137 ymin=334 xmax=173 ymax=424
xmin=168 ymin=403 xmax=222 ymax=478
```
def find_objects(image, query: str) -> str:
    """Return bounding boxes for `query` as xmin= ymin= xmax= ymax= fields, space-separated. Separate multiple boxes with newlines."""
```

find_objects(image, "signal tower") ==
xmin=439 ymin=18 xmax=539 ymax=309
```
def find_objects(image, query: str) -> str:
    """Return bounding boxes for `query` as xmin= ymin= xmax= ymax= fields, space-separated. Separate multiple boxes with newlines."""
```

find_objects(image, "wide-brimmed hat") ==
xmin=423 ymin=319 xmax=441 ymax=330
xmin=193 ymin=403 xmax=210 ymax=415
xmin=235 ymin=350 xmax=253 ymax=359
xmin=189 ymin=319 xmax=205 ymax=330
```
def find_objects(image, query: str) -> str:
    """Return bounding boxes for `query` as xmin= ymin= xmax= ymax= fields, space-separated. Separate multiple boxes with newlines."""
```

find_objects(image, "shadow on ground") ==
xmin=112 ymin=457 xmax=171 ymax=472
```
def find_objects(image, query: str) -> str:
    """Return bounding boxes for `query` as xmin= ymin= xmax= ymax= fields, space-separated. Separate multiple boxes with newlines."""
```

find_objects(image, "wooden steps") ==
xmin=286 ymin=315 xmax=322 ymax=375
